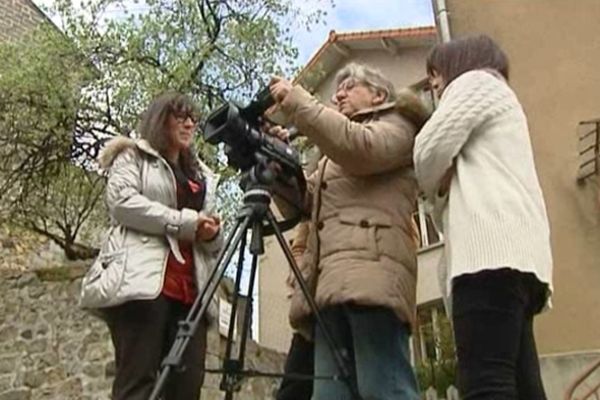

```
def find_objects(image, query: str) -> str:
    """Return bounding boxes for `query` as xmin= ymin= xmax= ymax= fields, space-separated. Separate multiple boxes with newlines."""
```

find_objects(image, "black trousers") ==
xmin=276 ymin=333 xmax=314 ymax=400
xmin=104 ymin=295 xmax=207 ymax=400
xmin=452 ymin=269 xmax=548 ymax=400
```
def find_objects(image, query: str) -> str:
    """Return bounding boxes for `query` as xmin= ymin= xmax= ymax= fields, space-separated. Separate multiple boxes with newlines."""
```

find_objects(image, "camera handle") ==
xmin=148 ymin=179 xmax=362 ymax=400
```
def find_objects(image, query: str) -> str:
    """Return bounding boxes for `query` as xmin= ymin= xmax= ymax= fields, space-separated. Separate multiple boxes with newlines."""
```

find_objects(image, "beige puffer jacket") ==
xmin=279 ymin=86 xmax=428 ymax=337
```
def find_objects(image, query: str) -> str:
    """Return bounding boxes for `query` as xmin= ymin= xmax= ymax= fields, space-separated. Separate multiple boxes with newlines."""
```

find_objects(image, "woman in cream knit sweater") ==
xmin=414 ymin=35 xmax=552 ymax=399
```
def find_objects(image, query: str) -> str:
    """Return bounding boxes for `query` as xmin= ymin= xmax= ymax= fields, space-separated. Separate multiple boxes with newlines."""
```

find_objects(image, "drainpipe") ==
xmin=434 ymin=0 xmax=451 ymax=42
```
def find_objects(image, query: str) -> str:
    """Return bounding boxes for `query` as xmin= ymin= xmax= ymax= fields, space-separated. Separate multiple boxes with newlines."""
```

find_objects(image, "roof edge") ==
xmin=294 ymin=25 xmax=437 ymax=84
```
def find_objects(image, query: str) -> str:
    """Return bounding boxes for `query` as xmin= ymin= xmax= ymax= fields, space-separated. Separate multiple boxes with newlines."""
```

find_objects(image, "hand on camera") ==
xmin=269 ymin=76 xmax=293 ymax=103
xmin=268 ymin=125 xmax=290 ymax=142
xmin=196 ymin=214 xmax=221 ymax=242
xmin=260 ymin=118 xmax=290 ymax=142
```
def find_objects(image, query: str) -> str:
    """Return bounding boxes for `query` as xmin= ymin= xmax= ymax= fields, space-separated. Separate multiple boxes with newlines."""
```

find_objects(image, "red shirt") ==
xmin=162 ymin=176 xmax=205 ymax=305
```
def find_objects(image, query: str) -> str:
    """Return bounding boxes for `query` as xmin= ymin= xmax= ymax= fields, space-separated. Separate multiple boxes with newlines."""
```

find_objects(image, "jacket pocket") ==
xmin=318 ymin=209 xmax=382 ymax=262
xmin=371 ymin=209 xmax=417 ymax=271
xmin=375 ymin=224 xmax=416 ymax=265
xmin=79 ymin=249 xmax=127 ymax=309
xmin=334 ymin=207 xmax=415 ymax=266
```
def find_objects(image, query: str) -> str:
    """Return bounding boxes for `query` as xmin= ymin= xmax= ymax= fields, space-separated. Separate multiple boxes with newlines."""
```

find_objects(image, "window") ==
xmin=412 ymin=196 xmax=443 ymax=249
xmin=413 ymin=302 xmax=455 ymax=364
xmin=409 ymin=80 xmax=443 ymax=250
xmin=577 ymin=118 xmax=600 ymax=182
xmin=299 ymin=142 xmax=320 ymax=176
xmin=412 ymin=302 xmax=458 ymax=393
xmin=421 ymin=85 xmax=438 ymax=112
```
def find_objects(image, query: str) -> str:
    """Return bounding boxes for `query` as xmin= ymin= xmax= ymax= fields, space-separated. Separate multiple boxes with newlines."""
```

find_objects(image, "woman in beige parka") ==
xmin=269 ymin=63 xmax=429 ymax=400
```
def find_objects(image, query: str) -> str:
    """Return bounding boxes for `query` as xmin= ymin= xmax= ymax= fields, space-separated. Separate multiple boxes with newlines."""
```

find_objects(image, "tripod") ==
xmin=148 ymin=171 xmax=362 ymax=400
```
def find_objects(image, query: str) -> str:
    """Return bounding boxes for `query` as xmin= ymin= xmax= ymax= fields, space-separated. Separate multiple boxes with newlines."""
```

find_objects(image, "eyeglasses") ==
xmin=336 ymin=78 xmax=359 ymax=95
xmin=331 ymin=77 xmax=389 ymax=105
xmin=173 ymin=112 xmax=199 ymax=124
xmin=331 ymin=78 xmax=359 ymax=104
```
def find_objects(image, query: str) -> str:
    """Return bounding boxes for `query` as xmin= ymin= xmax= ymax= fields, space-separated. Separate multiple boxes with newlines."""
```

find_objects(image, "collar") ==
xmin=349 ymin=101 xmax=396 ymax=121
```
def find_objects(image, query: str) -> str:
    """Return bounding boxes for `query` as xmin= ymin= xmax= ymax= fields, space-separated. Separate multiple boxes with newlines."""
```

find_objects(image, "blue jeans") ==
xmin=313 ymin=305 xmax=419 ymax=400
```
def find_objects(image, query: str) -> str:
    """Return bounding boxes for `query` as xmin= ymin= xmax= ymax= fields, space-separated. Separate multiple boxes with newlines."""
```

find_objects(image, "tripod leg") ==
xmin=221 ymin=218 xmax=268 ymax=400
xmin=220 ymin=233 xmax=248 ymax=394
xmin=237 ymin=221 xmax=262 ymax=369
xmin=222 ymin=250 xmax=260 ymax=400
xmin=148 ymin=214 xmax=253 ymax=400
xmin=265 ymin=210 xmax=363 ymax=400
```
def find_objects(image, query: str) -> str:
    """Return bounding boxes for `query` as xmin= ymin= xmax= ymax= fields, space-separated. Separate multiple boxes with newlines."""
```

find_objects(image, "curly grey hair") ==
xmin=334 ymin=63 xmax=396 ymax=103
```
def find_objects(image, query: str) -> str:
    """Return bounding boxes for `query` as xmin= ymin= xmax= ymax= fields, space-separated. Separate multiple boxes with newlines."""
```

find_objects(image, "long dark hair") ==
xmin=426 ymin=34 xmax=509 ymax=87
xmin=137 ymin=91 xmax=202 ymax=178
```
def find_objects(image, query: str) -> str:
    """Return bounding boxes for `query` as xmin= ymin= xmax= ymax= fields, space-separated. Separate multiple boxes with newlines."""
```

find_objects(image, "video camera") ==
xmin=202 ymin=87 xmax=307 ymax=222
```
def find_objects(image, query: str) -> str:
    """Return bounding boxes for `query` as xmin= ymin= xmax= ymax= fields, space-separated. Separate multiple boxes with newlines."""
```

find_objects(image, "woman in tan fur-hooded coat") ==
xmin=269 ymin=63 xmax=429 ymax=400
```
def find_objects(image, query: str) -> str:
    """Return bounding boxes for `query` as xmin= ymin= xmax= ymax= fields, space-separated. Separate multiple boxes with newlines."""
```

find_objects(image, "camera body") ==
xmin=202 ymin=88 xmax=307 ymax=216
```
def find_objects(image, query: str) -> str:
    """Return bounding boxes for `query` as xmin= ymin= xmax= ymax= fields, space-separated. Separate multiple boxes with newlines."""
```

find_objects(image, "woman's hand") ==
xmin=196 ymin=215 xmax=221 ymax=242
xmin=269 ymin=76 xmax=293 ymax=103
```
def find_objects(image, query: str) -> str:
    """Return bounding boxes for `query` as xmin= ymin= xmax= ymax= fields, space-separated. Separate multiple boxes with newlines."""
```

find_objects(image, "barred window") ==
xmin=577 ymin=118 xmax=600 ymax=182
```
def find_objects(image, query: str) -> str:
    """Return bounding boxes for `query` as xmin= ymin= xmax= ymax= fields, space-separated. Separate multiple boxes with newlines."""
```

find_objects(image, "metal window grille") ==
xmin=577 ymin=119 xmax=600 ymax=182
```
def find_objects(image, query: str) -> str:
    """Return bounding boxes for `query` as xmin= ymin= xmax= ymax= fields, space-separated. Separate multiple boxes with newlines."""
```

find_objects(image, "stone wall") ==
xmin=0 ymin=226 xmax=65 ymax=272
xmin=0 ymin=267 xmax=285 ymax=400
xmin=0 ymin=0 xmax=49 ymax=42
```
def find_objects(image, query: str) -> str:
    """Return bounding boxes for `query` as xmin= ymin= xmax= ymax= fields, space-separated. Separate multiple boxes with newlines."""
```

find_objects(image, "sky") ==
xmin=293 ymin=0 xmax=434 ymax=64
xmin=33 ymin=0 xmax=435 ymax=66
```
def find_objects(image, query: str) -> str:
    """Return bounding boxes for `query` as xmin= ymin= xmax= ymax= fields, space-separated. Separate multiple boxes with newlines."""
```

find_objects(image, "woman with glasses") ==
xmin=80 ymin=91 xmax=222 ymax=400
xmin=268 ymin=63 xmax=429 ymax=400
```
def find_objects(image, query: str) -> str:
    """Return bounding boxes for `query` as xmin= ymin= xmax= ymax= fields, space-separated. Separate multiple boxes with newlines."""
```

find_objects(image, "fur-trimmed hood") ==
xmin=394 ymin=88 xmax=431 ymax=130
xmin=350 ymin=88 xmax=431 ymax=130
xmin=98 ymin=136 xmax=141 ymax=170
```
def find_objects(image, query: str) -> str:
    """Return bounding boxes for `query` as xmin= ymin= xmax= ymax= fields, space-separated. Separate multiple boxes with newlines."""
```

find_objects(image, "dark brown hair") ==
xmin=426 ymin=34 xmax=509 ymax=87
xmin=137 ymin=91 xmax=202 ymax=178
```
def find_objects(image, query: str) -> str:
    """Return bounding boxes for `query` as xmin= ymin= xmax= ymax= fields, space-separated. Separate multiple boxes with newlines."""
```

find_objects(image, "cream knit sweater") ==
xmin=414 ymin=70 xmax=553 ymax=299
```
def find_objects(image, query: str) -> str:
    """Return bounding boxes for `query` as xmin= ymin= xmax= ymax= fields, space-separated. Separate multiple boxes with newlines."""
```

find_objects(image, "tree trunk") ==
xmin=63 ymin=242 xmax=99 ymax=260
xmin=30 ymin=225 xmax=99 ymax=260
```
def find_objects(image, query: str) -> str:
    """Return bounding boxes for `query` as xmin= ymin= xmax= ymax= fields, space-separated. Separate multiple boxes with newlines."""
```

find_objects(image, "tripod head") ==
xmin=239 ymin=160 xmax=278 ymax=189
xmin=237 ymin=159 xmax=305 ymax=235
